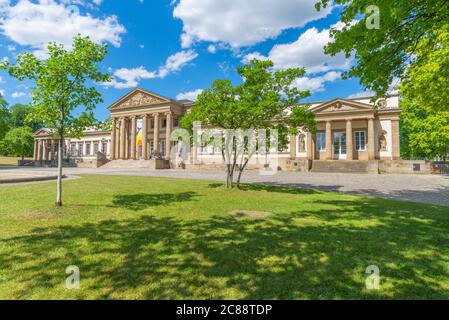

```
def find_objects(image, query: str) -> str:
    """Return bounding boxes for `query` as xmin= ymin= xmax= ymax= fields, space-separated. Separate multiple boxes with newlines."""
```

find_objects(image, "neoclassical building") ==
xmin=32 ymin=88 xmax=411 ymax=173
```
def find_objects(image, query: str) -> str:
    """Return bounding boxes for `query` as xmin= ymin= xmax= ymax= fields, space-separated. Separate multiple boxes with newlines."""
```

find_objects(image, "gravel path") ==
xmin=1 ymin=167 xmax=448 ymax=206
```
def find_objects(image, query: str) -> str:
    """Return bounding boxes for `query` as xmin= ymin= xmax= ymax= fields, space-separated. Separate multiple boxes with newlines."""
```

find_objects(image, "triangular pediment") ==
xmin=33 ymin=128 xmax=51 ymax=137
xmin=108 ymin=88 xmax=171 ymax=111
xmin=310 ymin=98 xmax=374 ymax=113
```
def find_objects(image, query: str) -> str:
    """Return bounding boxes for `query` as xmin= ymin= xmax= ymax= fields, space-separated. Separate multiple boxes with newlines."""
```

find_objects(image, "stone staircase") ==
xmin=100 ymin=159 xmax=151 ymax=169
xmin=311 ymin=160 xmax=379 ymax=174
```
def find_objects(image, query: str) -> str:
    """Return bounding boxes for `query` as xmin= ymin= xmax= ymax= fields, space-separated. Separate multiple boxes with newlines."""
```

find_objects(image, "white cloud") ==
xmin=292 ymin=71 xmax=341 ymax=93
xmin=11 ymin=91 xmax=27 ymax=98
xmin=243 ymin=23 xmax=350 ymax=74
xmin=0 ymin=0 xmax=126 ymax=58
xmin=347 ymin=91 xmax=375 ymax=99
xmin=103 ymin=50 xmax=199 ymax=89
xmin=176 ymin=89 xmax=203 ymax=101
xmin=173 ymin=0 xmax=332 ymax=48
xmin=0 ymin=89 xmax=5 ymax=97
xmin=207 ymin=44 xmax=216 ymax=54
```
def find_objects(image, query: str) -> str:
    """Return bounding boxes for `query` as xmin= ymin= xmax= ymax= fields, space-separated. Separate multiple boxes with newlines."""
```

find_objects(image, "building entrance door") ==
xmin=333 ymin=132 xmax=347 ymax=160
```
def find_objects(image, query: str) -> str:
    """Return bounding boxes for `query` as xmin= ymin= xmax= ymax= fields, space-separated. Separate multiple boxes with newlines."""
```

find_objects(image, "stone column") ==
xmin=37 ymin=140 xmax=42 ymax=161
xmin=42 ymin=140 xmax=48 ymax=161
xmin=142 ymin=114 xmax=148 ymax=160
xmin=153 ymin=113 xmax=160 ymax=153
xmin=120 ymin=117 xmax=126 ymax=159
xmin=325 ymin=121 xmax=332 ymax=160
xmin=289 ymin=133 xmax=297 ymax=159
xmin=110 ymin=118 xmax=116 ymax=160
xmin=50 ymin=140 xmax=55 ymax=161
xmin=306 ymin=132 xmax=313 ymax=160
xmin=130 ymin=116 xmax=137 ymax=160
xmin=391 ymin=119 xmax=400 ymax=160
xmin=115 ymin=120 xmax=121 ymax=159
xmin=124 ymin=119 xmax=129 ymax=159
xmin=165 ymin=112 xmax=173 ymax=160
xmin=368 ymin=118 xmax=375 ymax=160
xmin=346 ymin=119 xmax=353 ymax=160
xmin=34 ymin=140 xmax=38 ymax=160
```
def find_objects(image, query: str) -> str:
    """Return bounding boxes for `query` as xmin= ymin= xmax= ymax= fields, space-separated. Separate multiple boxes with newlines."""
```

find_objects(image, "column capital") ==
xmin=152 ymin=112 xmax=160 ymax=118
xmin=164 ymin=111 xmax=173 ymax=116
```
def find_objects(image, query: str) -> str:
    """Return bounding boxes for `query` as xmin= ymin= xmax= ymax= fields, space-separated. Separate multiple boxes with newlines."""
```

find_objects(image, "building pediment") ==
xmin=310 ymin=98 xmax=374 ymax=114
xmin=33 ymin=128 xmax=51 ymax=137
xmin=108 ymin=88 xmax=172 ymax=111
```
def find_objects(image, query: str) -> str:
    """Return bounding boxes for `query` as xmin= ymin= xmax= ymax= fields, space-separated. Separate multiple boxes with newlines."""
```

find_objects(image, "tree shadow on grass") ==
xmin=207 ymin=183 xmax=320 ymax=195
xmin=1 ymin=196 xmax=449 ymax=299
xmin=111 ymin=192 xmax=197 ymax=211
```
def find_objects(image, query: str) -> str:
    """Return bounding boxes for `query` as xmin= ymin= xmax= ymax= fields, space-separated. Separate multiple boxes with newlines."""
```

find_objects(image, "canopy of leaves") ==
xmin=316 ymin=0 xmax=449 ymax=101
xmin=182 ymin=59 xmax=316 ymax=143
xmin=9 ymin=103 xmax=44 ymax=131
xmin=0 ymin=95 xmax=10 ymax=139
xmin=2 ymin=35 xmax=111 ymax=139
xmin=2 ymin=126 xmax=34 ymax=158
xmin=401 ymin=99 xmax=449 ymax=161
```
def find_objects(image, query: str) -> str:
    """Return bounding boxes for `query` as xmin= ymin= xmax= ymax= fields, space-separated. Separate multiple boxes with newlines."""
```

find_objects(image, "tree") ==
xmin=0 ymin=94 xmax=11 ymax=140
xmin=9 ymin=103 xmax=44 ymax=131
xmin=182 ymin=59 xmax=316 ymax=188
xmin=3 ymin=127 xmax=34 ymax=160
xmin=316 ymin=0 xmax=449 ymax=107
xmin=400 ymin=98 xmax=449 ymax=162
xmin=1 ymin=35 xmax=110 ymax=206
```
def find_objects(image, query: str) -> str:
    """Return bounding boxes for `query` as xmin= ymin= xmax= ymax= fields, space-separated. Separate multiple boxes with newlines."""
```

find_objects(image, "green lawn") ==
xmin=0 ymin=175 xmax=448 ymax=299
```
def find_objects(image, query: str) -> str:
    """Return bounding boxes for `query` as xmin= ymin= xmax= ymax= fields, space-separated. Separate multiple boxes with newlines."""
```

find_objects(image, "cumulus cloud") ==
xmin=243 ymin=23 xmax=350 ymax=74
xmin=0 ymin=0 xmax=126 ymax=58
xmin=176 ymin=89 xmax=203 ymax=101
xmin=0 ymin=89 xmax=5 ymax=97
xmin=103 ymin=50 xmax=199 ymax=89
xmin=11 ymin=91 xmax=27 ymax=98
xmin=292 ymin=71 xmax=341 ymax=93
xmin=173 ymin=0 xmax=332 ymax=48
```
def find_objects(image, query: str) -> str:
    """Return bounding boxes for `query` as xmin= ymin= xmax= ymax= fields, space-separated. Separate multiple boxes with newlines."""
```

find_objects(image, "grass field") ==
xmin=0 ymin=175 xmax=448 ymax=299
xmin=0 ymin=156 xmax=21 ymax=166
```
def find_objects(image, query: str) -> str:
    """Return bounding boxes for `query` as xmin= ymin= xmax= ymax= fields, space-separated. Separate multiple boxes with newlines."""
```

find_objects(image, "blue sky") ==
xmin=0 ymin=0 xmax=368 ymax=121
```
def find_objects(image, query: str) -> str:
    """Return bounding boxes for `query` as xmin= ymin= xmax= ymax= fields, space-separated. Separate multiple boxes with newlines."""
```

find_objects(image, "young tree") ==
xmin=316 ymin=0 xmax=449 ymax=109
xmin=3 ymin=127 xmax=34 ymax=160
xmin=1 ymin=35 xmax=110 ymax=206
xmin=182 ymin=59 xmax=316 ymax=188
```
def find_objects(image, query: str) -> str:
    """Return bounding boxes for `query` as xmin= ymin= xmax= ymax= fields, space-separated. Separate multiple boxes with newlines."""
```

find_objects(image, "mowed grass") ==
xmin=0 ymin=156 xmax=24 ymax=166
xmin=0 ymin=174 xmax=448 ymax=300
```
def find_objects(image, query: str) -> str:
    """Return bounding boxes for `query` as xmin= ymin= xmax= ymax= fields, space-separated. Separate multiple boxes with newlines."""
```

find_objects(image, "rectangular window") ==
xmin=173 ymin=118 xmax=179 ymax=127
xmin=162 ymin=119 xmax=167 ymax=128
xmin=86 ymin=143 xmax=91 ymax=156
xmin=101 ymin=142 xmax=107 ymax=154
xmin=316 ymin=132 xmax=326 ymax=151
xmin=355 ymin=131 xmax=366 ymax=151
xmin=78 ymin=143 xmax=83 ymax=156
xmin=71 ymin=143 xmax=77 ymax=157
xmin=93 ymin=142 xmax=99 ymax=154
xmin=160 ymin=139 xmax=166 ymax=156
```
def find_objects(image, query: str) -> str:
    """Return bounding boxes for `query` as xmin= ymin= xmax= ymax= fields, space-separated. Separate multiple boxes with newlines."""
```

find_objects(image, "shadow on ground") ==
xmin=1 ymin=189 xmax=449 ymax=299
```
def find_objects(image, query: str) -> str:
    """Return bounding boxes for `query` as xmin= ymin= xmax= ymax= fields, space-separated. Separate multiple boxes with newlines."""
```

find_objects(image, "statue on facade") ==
xmin=379 ymin=131 xmax=387 ymax=152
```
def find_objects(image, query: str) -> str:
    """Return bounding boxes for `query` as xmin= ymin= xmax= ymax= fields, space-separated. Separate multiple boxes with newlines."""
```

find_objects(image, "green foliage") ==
xmin=316 ymin=0 xmax=449 ymax=103
xmin=182 ymin=59 xmax=316 ymax=187
xmin=400 ymin=99 xmax=449 ymax=161
xmin=2 ymin=35 xmax=111 ymax=139
xmin=400 ymin=27 xmax=449 ymax=113
xmin=2 ymin=126 xmax=34 ymax=159
xmin=9 ymin=103 xmax=43 ymax=131
xmin=0 ymin=95 xmax=10 ymax=140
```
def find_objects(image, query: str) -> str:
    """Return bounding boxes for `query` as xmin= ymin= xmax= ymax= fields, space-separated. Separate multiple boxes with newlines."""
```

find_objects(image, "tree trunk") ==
xmin=56 ymin=138 xmax=63 ymax=207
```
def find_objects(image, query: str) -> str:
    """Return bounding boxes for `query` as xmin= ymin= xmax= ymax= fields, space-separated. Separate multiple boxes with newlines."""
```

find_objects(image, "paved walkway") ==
xmin=1 ymin=166 xmax=448 ymax=206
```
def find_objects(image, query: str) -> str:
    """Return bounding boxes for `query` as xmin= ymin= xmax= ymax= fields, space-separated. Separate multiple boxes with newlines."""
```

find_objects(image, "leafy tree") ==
xmin=2 ymin=127 xmax=34 ymax=160
xmin=400 ymin=98 xmax=449 ymax=162
xmin=1 ymin=35 xmax=111 ymax=206
xmin=316 ymin=0 xmax=449 ymax=106
xmin=182 ymin=59 xmax=316 ymax=188
xmin=9 ymin=103 xmax=44 ymax=131
xmin=0 ymin=94 xmax=11 ymax=140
